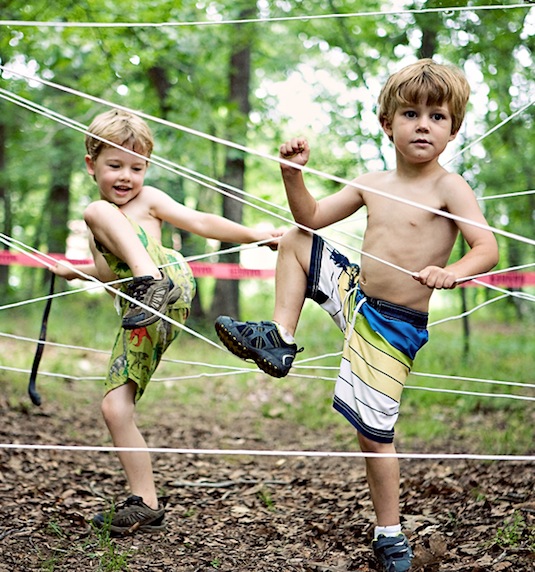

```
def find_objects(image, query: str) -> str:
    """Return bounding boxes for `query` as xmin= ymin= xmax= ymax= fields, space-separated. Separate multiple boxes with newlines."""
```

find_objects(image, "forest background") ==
xmin=0 ymin=0 xmax=533 ymax=322
xmin=0 ymin=0 xmax=533 ymax=455
xmin=0 ymin=3 xmax=534 ymax=570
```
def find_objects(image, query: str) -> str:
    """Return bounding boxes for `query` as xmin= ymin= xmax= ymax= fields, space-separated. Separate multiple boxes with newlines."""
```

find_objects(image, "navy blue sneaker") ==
xmin=215 ymin=316 xmax=302 ymax=378
xmin=372 ymin=533 xmax=413 ymax=571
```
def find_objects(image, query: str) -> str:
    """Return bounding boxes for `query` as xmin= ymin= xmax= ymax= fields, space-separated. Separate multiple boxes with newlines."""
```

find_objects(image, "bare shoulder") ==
xmin=437 ymin=171 xmax=479 ymax=209
xmin=121 ymin=185 xmax=175 ymax=226
xmin=346 ymin=170 xmax=390 ymax=198
xmin=353 ymin=170 xmax=390 ymax=186
xmin=434 ymin=170 xmax=473 ymax=195
xmin=139 ymin=185 xmax=170 ymax=204
xmin=133 ymin=185 xmax=179 ymax=212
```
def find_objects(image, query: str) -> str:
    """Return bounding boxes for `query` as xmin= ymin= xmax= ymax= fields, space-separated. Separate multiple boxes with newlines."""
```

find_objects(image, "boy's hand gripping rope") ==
xmin=28 ymin=272 xmax=55 ymax=406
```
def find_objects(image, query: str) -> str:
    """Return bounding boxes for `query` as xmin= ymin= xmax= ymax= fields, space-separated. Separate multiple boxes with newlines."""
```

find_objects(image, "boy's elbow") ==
xmin=487 ymin=243 xmax=500 ymax=271
xmin=491 ymin=249 xmax=500 ymax=270
xmin=293 ymin=209 xmax=322 ymax=230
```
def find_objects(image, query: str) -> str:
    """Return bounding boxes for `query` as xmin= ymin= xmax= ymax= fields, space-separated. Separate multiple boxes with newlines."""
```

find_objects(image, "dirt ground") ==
xmin=0 ymin=392 xmax=534 ymax=572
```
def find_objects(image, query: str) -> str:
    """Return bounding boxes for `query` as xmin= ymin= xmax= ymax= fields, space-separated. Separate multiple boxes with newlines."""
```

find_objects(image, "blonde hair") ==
xmin=85 ymin=109 xmax=154 ymax=161
xmin=377 ymin=59 xmax=470 ymax=135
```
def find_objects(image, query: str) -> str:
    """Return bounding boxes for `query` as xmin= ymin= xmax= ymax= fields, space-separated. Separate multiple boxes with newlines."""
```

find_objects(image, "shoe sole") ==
xmin=122 ymin=283 xmax=183 ymax=330
xmin=93 ymin=514 xmax=167 ymax=537
xmin=108 ymin=521 xmax=167 ymax=537
xmin=215 ymin=321 xmax=288 ymax=378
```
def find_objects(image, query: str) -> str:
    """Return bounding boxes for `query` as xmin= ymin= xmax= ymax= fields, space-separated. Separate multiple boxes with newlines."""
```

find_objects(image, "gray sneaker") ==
xmin=92 ymin=495 xmax=166 ymax=537
xmin=122 ymin=272 xmax=182 ymax=329
xmin=372 ymin=533 xmax=414 ymax=571
xmin=215 ymin=316 xmax=303 ymax=378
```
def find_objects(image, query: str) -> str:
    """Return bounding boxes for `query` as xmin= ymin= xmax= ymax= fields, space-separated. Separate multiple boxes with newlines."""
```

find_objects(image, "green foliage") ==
xmin=1 ymin=0 xmax=533 ymax=308
xmin=257 ymin=487 xmax=276 ymax=510
xmin=40 ymin=515 xmax=134 ymax=572
xmin=494 ymin=511 xmax=535 ymax=551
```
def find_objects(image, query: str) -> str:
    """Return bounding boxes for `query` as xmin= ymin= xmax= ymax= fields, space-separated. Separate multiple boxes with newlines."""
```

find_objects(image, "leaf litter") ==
xmin=0 ymin=395 xmax=533 ymax=571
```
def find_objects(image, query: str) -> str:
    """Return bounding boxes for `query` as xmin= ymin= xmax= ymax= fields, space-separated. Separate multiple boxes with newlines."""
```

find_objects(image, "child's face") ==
xmin=85 ymin=146 xmax=148 ymax=206
xmin=382 ymin=102 xmax=457 ymax=164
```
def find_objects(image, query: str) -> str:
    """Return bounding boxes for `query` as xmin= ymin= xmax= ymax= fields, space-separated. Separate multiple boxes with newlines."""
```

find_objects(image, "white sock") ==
xmin=374 ymin=524 xmax=402 ymax=539
xmin=274 ymin=322 xmax=295 ymax=344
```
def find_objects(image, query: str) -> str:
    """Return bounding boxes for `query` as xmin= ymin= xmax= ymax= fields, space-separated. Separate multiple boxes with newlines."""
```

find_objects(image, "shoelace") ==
xmin=127 ymin=280 xmax=152 ymax=308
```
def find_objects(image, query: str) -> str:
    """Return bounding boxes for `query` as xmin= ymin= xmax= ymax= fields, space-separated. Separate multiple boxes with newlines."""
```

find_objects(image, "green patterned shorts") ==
xmin=97 ymin=212 xmax=196 ymax=401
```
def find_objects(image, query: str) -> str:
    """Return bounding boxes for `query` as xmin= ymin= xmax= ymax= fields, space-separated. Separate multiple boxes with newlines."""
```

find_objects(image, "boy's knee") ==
xmin=279 ymin=227 xmax=312 ymax=251
xmin=100 ymin=391 xmax=133 ymax=426
xmin=100 ymin=396 xmax=116 ymax=424
xmin=84 ymin=200 xmax=115 ymax=226
xmin=358 ymin=432 xmax=394 ymax=453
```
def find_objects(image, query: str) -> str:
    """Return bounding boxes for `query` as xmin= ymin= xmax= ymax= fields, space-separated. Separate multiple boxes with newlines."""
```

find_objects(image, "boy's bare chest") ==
xmin=119 ymin=200 xmax=162 ymax=240
xmin=367 ymin=194 xmax=444 ymax=230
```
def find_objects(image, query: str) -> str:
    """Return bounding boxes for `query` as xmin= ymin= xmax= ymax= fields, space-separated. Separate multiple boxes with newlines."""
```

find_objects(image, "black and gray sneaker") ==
xmin=122 ymin=272 xmax=182 ymax=329
xmin=372 ymin=533 xmax=414 ymax=572
xmin=92 ymin=495 xmax=166 ymax=537
xmin=215 ymin=316 xmax=302 ymax=378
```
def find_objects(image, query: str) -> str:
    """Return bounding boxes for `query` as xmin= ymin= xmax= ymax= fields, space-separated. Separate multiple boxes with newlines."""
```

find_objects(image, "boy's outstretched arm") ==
xmin=150 ymin=187 xmax=283 ymax=249
xmin=50 ymin=261 xmax=99 ymax=281
xmin=414 ymin=176 xmax=499 ymax=289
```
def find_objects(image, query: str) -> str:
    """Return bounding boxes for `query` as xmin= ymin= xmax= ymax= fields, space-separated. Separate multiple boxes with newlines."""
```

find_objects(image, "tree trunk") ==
xmin=210 ymin=2 xmax=255 ymax=320
xmin=0 ymin=120 xmax=11 ymax=297
xmin=40 ymin=131 xmax=72 ymax=290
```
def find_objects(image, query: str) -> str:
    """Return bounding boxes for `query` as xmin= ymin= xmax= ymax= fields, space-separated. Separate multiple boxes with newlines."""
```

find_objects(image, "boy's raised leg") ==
xmin=215 ymin=228 xmax=313 ymax=376
xmin=84 ymin=201 xmax=182 ymax=329
xmin=85 ymin=200 xmax=161 ymax=278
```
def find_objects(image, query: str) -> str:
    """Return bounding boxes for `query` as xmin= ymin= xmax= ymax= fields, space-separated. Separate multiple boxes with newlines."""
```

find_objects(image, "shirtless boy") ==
xmin=215 ymin=59 xmax=499 ymax=570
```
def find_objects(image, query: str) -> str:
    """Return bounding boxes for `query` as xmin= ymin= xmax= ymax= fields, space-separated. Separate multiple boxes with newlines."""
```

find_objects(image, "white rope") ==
xmin=0 ymin=442 xmax=532 ymax=462
xmin=0 ymin=87 xmax=418 ymax=280
xmin=410 ymin=371 xmax=535 ymax=391
xmin=403 ymin=384 xmax=534 ymax=402
xmin=0 ymin=89 xmax=384 ymax=283
xmin=1 ymin=88 xmax=532 ymax=313
xmin=0 ymin=4 xmax=530 ymax=29
xmin=2 ymin=354 xmax=533 ymax=401
xmin=0 ymin=364 xmax=104 ymax=382
xmin=466 ymin=262 xmax=535 ymax=278
xmin=2 ymin=339 xmax=533 ymax=390
xmin=0 ymin=233 xmax=225 ymax=351
xmin=428 ymin=293 xmax=510 ymax=327
xmin=2 ymin=65 xmax=534 ymax=257
xmin=0 ymin=231 xmax=276 ymax=311
xmin=2 ymin=97 xmax=528 ymax=394
xmin=0 ymin=187 xmax=532 ymax=402
xmin=445 ymin=98 xmax=535 ymax=166
xmin=0 ymin=88 xmax=295 ymax=221
xmin=468 ymin=279 xmax=535 ymax=302
xmin=479 ymin=189 xmax=535 ymax=201
xmin=0 ymin=11 xmax=532 ymax=467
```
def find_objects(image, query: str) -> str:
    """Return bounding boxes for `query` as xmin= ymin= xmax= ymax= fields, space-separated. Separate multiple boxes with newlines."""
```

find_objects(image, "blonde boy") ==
xmin=216 ymin=60 xmax=498 ymax=570
xmin=53 ymin=109 xmax=281 ymax=535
